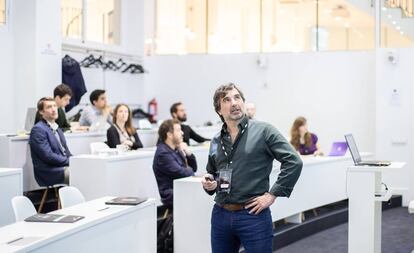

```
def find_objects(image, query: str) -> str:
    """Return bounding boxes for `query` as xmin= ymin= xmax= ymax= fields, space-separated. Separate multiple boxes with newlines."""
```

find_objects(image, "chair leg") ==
xmin=38 ymin=188 xmax=49 ymax=213
xmin=312 ymin=208 xmax=318 ymax=217
xmin=54 ymin=187 xmax=61 ymax=209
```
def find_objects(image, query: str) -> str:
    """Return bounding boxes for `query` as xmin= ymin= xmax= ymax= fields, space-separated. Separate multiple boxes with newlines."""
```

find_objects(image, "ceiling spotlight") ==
xmin=382 ymin=7 xmax=387 ymax=11
xmin=331 ymin=5 xmax=350 ymax=19
xmin=400 ymin=31 xmax=404 ymax=35
xmin=387 ymin=14 xmax=392 ymax=18
xmin=392 ymin=21 xmax=396 ymax=25
xmin=396 ymin=26 xmax=401 ymax=30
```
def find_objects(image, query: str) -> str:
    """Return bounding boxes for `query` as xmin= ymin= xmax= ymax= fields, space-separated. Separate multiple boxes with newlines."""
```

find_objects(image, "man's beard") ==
xmin=177 ymin=115 xmax=187 ymax=122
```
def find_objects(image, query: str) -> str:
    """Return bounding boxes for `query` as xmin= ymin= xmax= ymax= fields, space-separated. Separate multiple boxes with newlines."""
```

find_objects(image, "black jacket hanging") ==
xmin=62 ymin=55 xmax=87 ymax=112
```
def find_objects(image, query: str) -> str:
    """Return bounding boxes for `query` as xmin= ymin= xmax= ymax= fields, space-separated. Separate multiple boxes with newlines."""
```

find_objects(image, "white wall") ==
xmin=376 ymin=47 xmax=414 ymax=205
xmin=0 ymin=11 xmax=15 ymax=132
xmin=145 ymin=52 xmax=376 ymax=152
xmin=12 ymin=0 xmax=61 ymax=131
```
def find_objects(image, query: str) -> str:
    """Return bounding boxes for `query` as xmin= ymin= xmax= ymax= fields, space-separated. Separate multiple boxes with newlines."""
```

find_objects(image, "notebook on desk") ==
xmin=105 ymin=197 xmax=147 ymax=206
xmin=24 ymin=214 xmax=84 ymax=223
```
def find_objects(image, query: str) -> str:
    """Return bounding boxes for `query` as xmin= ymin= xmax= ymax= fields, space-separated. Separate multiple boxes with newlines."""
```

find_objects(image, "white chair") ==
xmin=11 ymin=196 xmax=37 ymax=222
xmin=90 ymin=142 xmax=110 ymax=154
xmin=59 ymin=186 xmax=85 ymax=208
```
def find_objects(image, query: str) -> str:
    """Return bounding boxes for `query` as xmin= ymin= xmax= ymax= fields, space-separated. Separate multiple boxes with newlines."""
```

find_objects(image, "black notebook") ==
xmin=105 ymin=197 xmax=147 ymax=206
xmin=24 ymin=214 xmax=84 ymax=223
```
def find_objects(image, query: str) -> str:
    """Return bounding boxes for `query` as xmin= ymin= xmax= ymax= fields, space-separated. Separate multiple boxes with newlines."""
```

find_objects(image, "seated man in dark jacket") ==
xmin=29 ymin=97 xmax=72 ymax=186
xmin=153 ymin=119 xmax=197 ymax=208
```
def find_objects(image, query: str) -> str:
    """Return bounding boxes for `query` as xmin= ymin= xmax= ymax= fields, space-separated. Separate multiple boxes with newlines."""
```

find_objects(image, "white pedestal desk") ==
xmin=348 ymin=162 xmax=405 ymax=253
xmin=0 ymin=168 xmax=23 ymax=227
xmin=0 ymin=197 xmax=157 ymax=253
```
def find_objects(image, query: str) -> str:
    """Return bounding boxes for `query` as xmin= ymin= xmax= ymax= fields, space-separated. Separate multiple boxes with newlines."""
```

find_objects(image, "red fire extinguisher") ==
xmin=148 ymin=98 xmax=158 ymax=123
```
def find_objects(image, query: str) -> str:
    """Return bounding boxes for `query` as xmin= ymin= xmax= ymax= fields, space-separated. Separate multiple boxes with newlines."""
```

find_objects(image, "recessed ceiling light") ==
xmin=382 ymin=7 xmax=387 ymax=11
xmin=387 ymin=14 xmax=392 ymax=19
xmin=396 ymin=26 xmax=401 ymax=30
xmin=392 ymin=21 xmax=396 ymax=25
xmin=400 ymin=31 xmax=404 ymax=35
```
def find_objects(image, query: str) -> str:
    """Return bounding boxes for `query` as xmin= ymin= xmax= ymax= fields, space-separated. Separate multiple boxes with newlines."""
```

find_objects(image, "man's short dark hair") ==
xmin=37 ymin=97 xmax=55 ymax=111
xmin=158 ymin=119 xmax=180 ymax=142
xmin=170 ymin=102 xmax=183 ymax=116
xmin=53 ymin=84 xmax=73 ymax=98
xmin=89 ymin=89 xmax=106 ymax=105
xmin=213 ymin=83 xmax=245 ymax=117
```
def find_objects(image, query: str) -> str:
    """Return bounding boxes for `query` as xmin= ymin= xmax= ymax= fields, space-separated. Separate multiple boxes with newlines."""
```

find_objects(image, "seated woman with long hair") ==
xmin=290 ymin=116 xmax=323 ymax=156
xmin=107 ymin=104 xmax=143 ymax=150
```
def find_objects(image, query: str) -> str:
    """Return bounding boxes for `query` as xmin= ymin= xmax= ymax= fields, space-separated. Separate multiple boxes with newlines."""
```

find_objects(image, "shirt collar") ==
xmin=221 ymin=115 xmax=249 ymax=136
xmin=92 ymin=106 xmax=103 ymax=115
xmin=45 ymin=120 xmax=59 ymax=132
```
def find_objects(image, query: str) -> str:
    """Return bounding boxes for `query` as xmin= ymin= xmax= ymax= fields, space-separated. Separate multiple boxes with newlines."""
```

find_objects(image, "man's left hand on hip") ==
xmin=245 ymin=192 xmax=276 ymax=215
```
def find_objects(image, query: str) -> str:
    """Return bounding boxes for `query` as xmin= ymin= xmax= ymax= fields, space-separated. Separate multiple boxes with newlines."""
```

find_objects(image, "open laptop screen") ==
xmin=345 ymin=134 xmax=362 ymax=165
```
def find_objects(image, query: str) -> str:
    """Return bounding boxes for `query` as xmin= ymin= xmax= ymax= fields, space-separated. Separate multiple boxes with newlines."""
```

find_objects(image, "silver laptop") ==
xmin=344 ymin=134 xmax=391 ymax=166
xmin=24 ymin=108 xmax=37 ymax=132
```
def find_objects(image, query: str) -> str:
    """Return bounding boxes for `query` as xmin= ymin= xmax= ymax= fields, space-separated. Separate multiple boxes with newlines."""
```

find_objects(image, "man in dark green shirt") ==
xmin=35 ymin=84 xmax=72 ymax=131
xmin=201 ymin=83 xmax=303 ymax=253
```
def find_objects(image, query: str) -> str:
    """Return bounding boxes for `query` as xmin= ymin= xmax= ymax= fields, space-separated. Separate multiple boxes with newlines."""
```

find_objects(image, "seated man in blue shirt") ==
xmin=29 ymin=97 xmax=72 ymax=186
xmin=79 ymin=89 xmax=112 ymax=131
xmin=153 ymin=119 xmax=197 ymax=208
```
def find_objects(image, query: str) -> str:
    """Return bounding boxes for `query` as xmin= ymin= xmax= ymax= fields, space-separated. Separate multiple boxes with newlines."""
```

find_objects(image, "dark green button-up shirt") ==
xmin=206 ymin=116 xmax=303 ymax=204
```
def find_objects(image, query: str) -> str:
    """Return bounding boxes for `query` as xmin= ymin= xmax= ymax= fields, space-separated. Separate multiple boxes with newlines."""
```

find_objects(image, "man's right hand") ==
xmin=201 ymin=173 xmax=217 ymax=191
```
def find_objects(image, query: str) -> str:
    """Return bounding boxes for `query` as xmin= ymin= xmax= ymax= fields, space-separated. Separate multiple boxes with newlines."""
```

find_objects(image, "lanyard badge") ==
xmin=218 ymin=165 xmax=232 ymax=193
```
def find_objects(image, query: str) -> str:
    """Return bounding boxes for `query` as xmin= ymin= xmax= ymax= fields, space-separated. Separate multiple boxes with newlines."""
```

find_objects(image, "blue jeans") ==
xmin=211 ymin=204 xmax=273 ymax=253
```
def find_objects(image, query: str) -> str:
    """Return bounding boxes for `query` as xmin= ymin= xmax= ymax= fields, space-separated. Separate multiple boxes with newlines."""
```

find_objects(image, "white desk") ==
xmin=0 ymin=197 xmax=157 ymax=253
xmin=174 ymin=153 xmax=373 ymax=253
xmin=348 ymin=162 xmax=405 ymax=253
xmin=0 ymin=132 xmax=107 ymax=191
xmin=0 ymin=168 xmax=23 ymax=227
xmin=0 ymin=126 xmax=218 ymax=192
xmin=70 ymin=146 xmax=210 ymax=203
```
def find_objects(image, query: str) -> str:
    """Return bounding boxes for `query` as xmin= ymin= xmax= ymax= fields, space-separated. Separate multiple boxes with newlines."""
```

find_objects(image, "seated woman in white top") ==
xmin=106 ymin=104 xmax=143 ymax=150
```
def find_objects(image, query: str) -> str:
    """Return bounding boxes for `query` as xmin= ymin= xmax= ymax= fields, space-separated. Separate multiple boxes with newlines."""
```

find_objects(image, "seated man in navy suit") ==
xmin=29 ymin=97 xmax=72 ymax=186
xmin=153 ymin=119 xmax=197 ymax=208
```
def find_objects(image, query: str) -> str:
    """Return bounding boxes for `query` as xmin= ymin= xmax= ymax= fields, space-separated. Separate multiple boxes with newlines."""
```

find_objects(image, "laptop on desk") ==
xmin=344 ymin=134 xmax=391 ymax=166
xmin=328 ymin=142 xmax=348 ymax=156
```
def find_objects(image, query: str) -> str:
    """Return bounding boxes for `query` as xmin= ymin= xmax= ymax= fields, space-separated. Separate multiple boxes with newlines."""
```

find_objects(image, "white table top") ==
xmin=301 ymin=152 xmax=373 ymax=166
xmin=0 ymin=197 xmax=155 ymax=253
xmin=348 ymin=162 xmax=406 ymax=172
xmin=71 ymin=145 xmax=210 ymax=161
xmin=0 ymin=168 xmax=22 ymax=177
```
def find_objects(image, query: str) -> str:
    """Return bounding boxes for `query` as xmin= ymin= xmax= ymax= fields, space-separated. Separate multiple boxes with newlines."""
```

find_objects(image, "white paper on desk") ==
xmin=8 ymin=236 xmax=43 ymax=246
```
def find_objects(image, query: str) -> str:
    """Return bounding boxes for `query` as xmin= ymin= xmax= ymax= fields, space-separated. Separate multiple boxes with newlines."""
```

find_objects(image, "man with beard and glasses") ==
xmin=201 ymin=83 xmax=303 ymax=253
xmin=153 ymin=119 xmax=198 ymax=209
xmin=170 ymin=102 xmax=210 ymax=145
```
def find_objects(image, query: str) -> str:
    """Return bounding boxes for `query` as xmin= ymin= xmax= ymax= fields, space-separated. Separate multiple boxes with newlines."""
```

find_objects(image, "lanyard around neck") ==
xmin=220 ymin=122 xmax=248 ymax=165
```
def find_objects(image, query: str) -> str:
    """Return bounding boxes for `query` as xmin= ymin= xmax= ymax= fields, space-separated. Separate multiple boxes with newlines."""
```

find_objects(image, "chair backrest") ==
xmin=11 ymin=196 xmax=37 ymax=222
xmin=90 ymin=142 xmax=109 ymax=154
xmin=409 ymin=200 xmax=414 ymax=214
xmin=59 ymin=186 xmax=85 ymax=208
